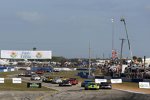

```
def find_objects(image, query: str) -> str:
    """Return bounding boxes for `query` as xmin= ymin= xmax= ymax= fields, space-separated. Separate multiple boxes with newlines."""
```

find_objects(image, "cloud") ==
xmin=17 ymin=11 xmax=46 ymax=23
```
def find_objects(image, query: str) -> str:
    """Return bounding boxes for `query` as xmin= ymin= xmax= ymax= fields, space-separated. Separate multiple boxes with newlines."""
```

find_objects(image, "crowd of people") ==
xmin=98 ymin=59 xmax=150 ymax=79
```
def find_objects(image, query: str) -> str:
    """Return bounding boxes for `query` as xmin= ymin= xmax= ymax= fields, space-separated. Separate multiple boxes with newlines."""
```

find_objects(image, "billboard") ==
xmin=1 ymin=50 xmax=52 ymax=59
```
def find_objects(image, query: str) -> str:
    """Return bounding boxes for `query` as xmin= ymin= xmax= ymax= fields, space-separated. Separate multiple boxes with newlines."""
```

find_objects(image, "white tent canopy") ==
xmin=0 ymin=59 xmax=9 ymax=65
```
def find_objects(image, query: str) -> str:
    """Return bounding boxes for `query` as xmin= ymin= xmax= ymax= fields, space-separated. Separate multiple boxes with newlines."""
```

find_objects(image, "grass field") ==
xmin=44 ymin=69 xmax=102 ymax=82
xmin=0 ymin=79 xmax=54 ymax=91
xmin=44 ymin=71 xmax=85 ymax=82
xmin=0 ymin=70 xmax=23 ymax=78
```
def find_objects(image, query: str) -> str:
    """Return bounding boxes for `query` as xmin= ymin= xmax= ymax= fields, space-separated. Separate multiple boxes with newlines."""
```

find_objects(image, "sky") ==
xmin=0 ymin=0 xmax=150 ymax=58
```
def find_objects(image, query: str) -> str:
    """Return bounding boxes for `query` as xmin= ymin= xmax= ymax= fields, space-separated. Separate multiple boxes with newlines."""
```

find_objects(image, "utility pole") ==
xmin=120 ymin=38 xmax=126 ymax=60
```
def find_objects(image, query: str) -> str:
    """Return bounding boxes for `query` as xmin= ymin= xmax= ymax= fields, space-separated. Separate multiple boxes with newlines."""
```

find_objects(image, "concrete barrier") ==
xmin=132 ymin=79 xmax=143 ymax=83
xmin=122 ymin=77 xmax=132 ymax=82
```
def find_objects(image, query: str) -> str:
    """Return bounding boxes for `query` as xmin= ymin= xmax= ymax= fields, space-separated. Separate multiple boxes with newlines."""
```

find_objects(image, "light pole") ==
xmin=111 ymin=18 xmax=118 ymax=62
xmin=111 ymin=18 xmax=115 ymax=51
xmin=120 ymin=17 xmax=133 ymax=59
xmin=88 ymin=41 xmax=91 ymax=77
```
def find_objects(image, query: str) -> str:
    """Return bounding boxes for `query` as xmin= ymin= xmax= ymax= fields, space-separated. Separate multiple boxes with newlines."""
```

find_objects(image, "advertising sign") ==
xmin=10 ymin=68 xmax=15 ymax=71
xmin=139 ymin=82 xmax=150 ymax=89
xmin=3 ymin=69 xmax=8 ymax=72
xmin=12 ymin=78 xmax=22 ymax=83
xmin=111 ymin=79 xmax=122 ymax=83
xmin=95 ymin=79 xmax=107 ymax=83
xmin=112 ymin=50 xmax=117 ymax=59
xmin=0 ymin=78 xmax=4 ymax=83
xmin=1 ymin=50 xmax=52 ymax=59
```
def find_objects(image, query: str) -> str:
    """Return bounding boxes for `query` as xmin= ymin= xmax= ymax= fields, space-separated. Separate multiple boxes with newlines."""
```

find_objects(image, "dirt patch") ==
xmin=112 ymin=82 xmax=150 ymax=94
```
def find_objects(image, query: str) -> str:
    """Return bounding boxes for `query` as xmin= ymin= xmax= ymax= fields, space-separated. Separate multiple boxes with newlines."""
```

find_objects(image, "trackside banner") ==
xmin=111 ymin=79 xmax=122 ymax=83
xmin=1 ymin=50 xmax=52 ymax=59
xmin=12 ymin=78 xmax=22 ymax=83
xmin=139 ymin=82 xmax=150 ymax=89
xmin=95 ymin=79 xmax=107 ymax=83
xmin=0 ymin=78 xmax=4 ymax=83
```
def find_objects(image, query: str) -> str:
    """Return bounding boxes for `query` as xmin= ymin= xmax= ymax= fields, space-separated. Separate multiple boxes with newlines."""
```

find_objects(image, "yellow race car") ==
xmin=85 ymin=82 xmax=99 ymax=90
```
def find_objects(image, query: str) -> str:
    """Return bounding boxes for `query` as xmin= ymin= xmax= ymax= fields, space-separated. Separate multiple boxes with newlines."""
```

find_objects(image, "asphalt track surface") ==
xmin=0 ymin=77 xmax=150 ymax=100
xmin=1 ymin=83 xmax=150 ymax=100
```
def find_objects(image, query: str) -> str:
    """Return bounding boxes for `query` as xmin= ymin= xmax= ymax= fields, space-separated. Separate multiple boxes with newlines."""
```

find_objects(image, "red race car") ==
xmin=68 ymin=78 xmax=78 ymax=85
xmin=35 ymin=70 xmax=44 ymax=74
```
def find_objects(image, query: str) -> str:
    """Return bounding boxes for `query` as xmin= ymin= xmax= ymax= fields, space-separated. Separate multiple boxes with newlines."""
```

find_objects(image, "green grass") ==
xmin=44 ymin=70 xmax=103 ymax=82
xmin=0 ymin=79 xmax=54 ymax=91
xmin=44 ymin=71 xmax=85 ymax=82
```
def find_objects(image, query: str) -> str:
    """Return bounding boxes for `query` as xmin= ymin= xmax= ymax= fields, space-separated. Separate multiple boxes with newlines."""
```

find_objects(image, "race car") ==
xmin=99 ymin=82 xmax=112 ymax=89
xmin=42 ymin=77 xmax=53 ymax=83
xmin=68 ymin=78 xmax=78 ymax=85
xmin=31 ymin=74 xmax=41 ymax=81
xmin=35 ymin=70 xmax=44 ymax=74
xmin=52 ymin=78 xmax=62 ymax=84
xmin=81 ymin=80 xmax=94 ymax=87
xmin=85 ymin=82 xmax=100 ymax=90
xmin=59 ymin=80 xmax=72 ymax=86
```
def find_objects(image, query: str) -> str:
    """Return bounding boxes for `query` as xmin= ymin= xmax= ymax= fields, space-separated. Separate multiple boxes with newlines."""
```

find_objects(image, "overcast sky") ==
xmin=0 ymin=0 xmax=150 ymax=58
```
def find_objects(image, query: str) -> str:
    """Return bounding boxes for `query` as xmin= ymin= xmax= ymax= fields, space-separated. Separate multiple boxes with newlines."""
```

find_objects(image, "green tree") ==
xmin=133 ymin=56 xmax=137 ymax=61
xmin=51 ymin=56 xmax=66 ymax=62
xmin=33 ymin=47 xmax=37 ymax=51
xmin=137 ymin=57 xmax=143 ymax=63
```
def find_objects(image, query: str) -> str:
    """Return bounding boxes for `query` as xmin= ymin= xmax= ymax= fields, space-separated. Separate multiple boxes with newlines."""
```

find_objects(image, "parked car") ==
xmin=81 ymin=80 xmax=94 ymax=87
xmin=31 ymin=75 xmax=41 ymax=80
xmin=85 ymin=82 xmax=99 ymax=90
xmin=99 ymin=82 xmax=112 ymax=89
xmin=68 ymin=78 xmax=78 ymax=85
xmin=59 ymin=80 xmax=72 ymax=86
